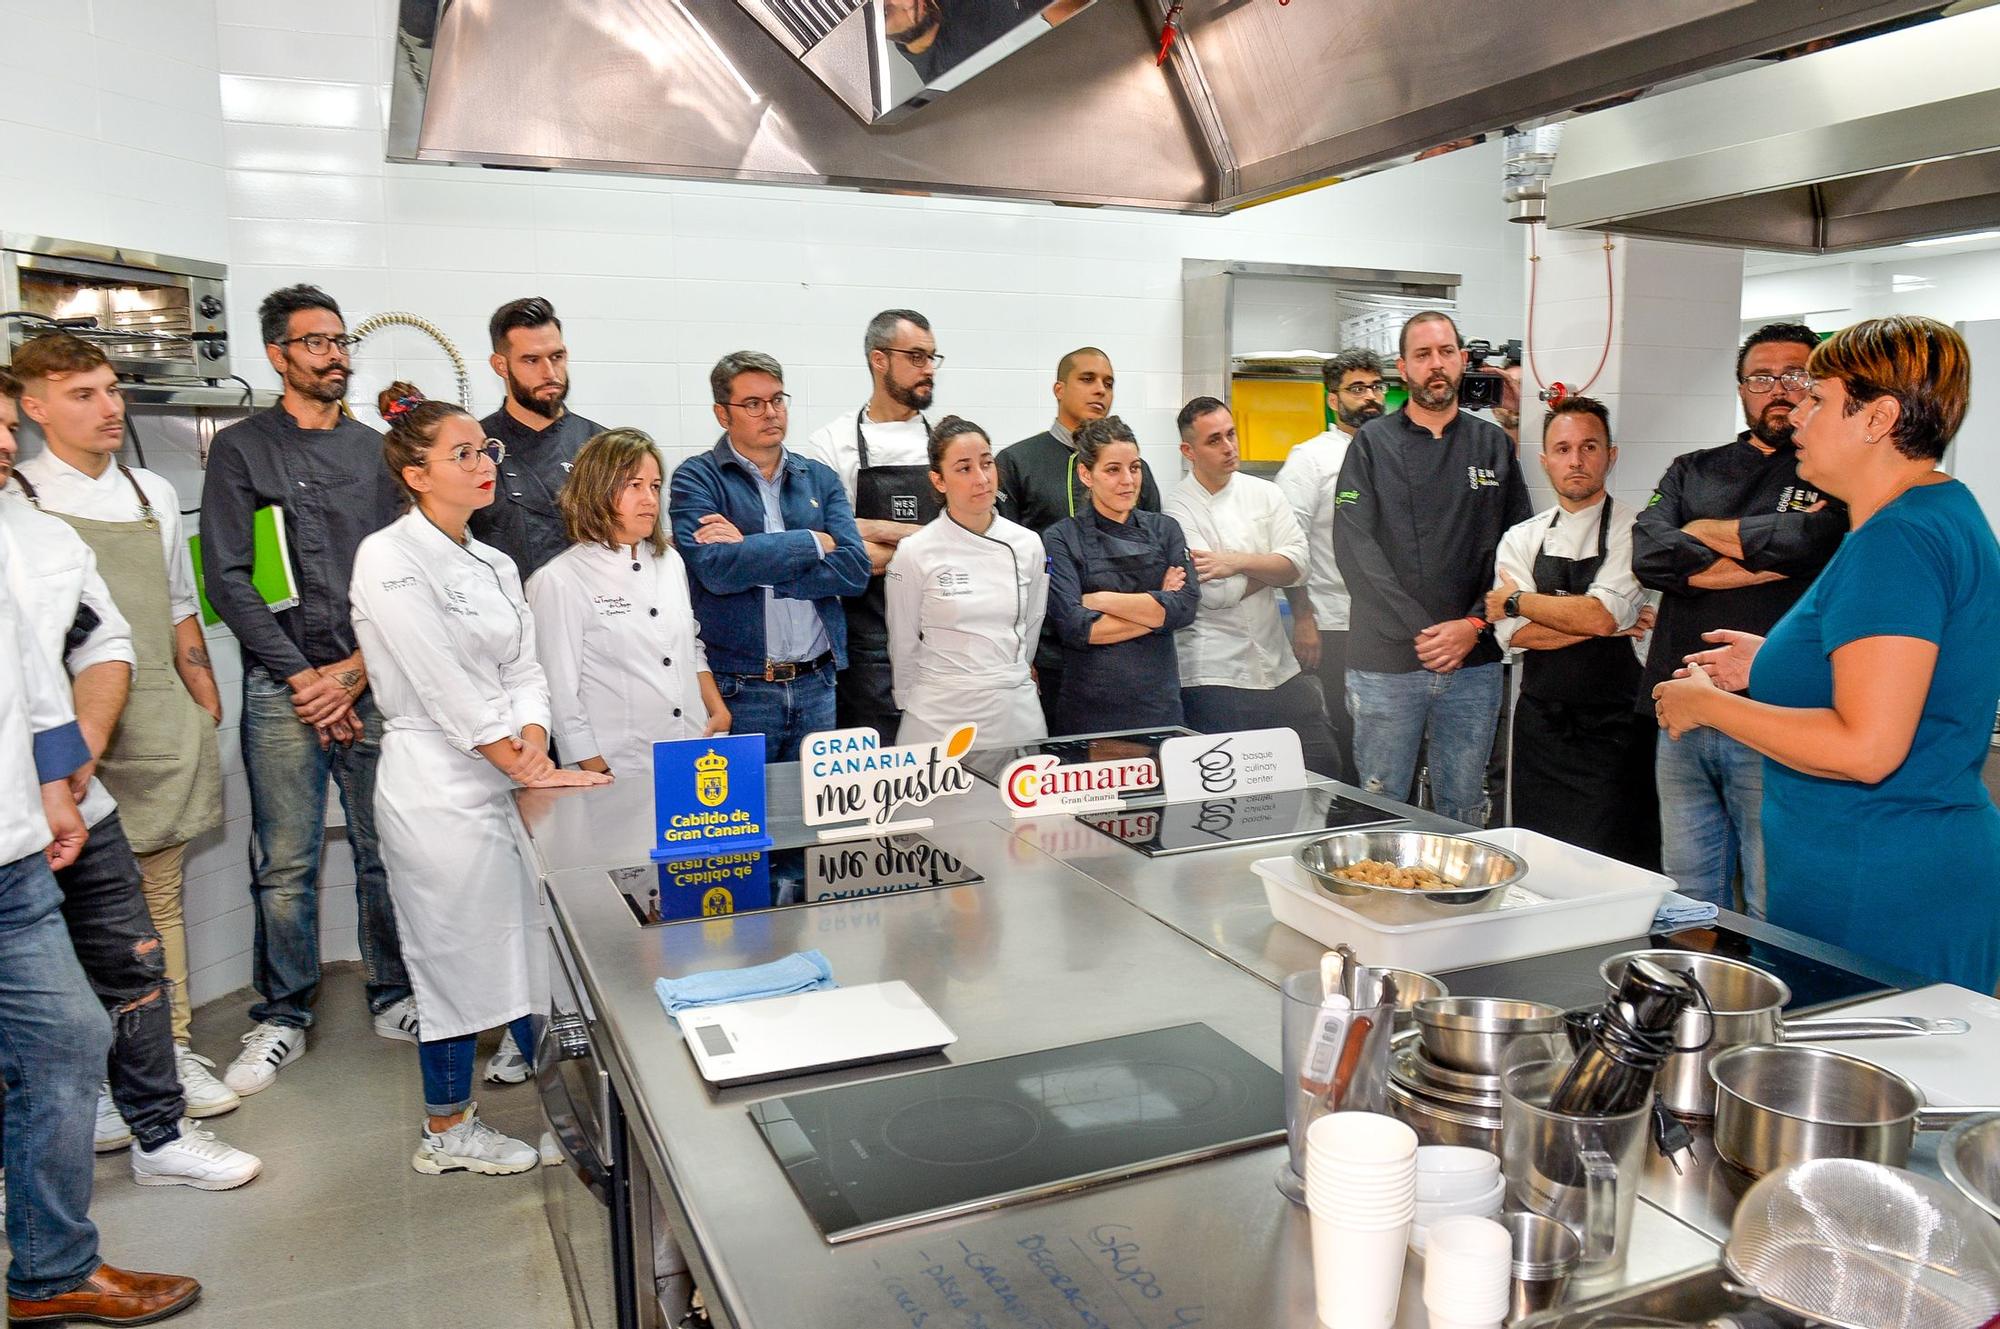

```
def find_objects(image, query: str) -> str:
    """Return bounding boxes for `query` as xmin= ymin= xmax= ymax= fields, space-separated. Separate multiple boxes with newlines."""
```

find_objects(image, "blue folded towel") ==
xmin=654 ymin=950 xmax=837 ymax=1016
xmin=1653 ymin=892 xmax=1720 ymax=931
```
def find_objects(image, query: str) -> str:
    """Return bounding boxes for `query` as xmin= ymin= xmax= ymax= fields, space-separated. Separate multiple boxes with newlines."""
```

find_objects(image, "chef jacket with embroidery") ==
xmin=16 ymin=450 xmax=198 ymax=623
xmin=1164 ymin=472 xmax=1309 ymax=691
xmin=1273 ymin=428 xmax=1354 ymax=631
xmin=1492 ymin=495 xmax=1647 ymax=654
xmin=527 ymin=540 xmax=711 ymax=776
xmin=0 ymin=494 xmax=135 ymax=828
xmin=885 ymin=513 xmax=1048 ymax=701
xmin=0 ymin=532 xmax=92 ymax=866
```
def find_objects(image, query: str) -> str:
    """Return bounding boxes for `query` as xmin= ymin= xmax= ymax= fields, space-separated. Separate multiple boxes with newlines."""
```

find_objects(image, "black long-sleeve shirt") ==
xmin=1332 ymin=407 xmax=1531 ymax=673
xmin=996 ymin=429 xmax=1162 ymax=536
xmin=199 ymin=406 xmax=400 ymax=681
xmin=1632 ymin=432 xmax=1846 ymax=707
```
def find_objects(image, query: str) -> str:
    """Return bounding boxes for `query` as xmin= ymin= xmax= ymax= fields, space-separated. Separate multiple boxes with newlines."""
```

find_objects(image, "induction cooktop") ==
xmin=749 ymin=1022 xmax=1285 ymax=1243
xmin=960 ymin=728 xmax=1194 ymax=803
xmin=1075 ymin=786 xmax=1403 ymax=857
xmin=610 ymin=832 xmax=984 ymax=926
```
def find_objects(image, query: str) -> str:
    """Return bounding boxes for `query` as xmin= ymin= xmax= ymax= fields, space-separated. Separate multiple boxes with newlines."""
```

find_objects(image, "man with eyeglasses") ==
xmin=671 ymin=352 xmax=869 ymax=763
xmin=1633 ymin=321 xmax=1846 ymax=918
xmin=1273 ymin=347 xmax=1389 ymax=782
xmin=201 ymin=284 xmax=416 ymax=1096
xmin=799 ymin=310 xmax=941 ymax=738
xmin=474 ymin=297 xmax=604 ymax=581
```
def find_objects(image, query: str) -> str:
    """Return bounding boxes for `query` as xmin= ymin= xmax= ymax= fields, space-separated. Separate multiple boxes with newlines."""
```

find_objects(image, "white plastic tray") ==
xmin=1254 ymin=827 xmax=1673 ymax=972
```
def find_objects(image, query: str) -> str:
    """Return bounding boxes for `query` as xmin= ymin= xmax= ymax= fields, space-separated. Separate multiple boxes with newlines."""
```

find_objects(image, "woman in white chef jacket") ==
xmin=528 ymin=428 xmax=729 ymax=775
xmin=349 ymin=395 xmax=609 ymax=1176
xmin=885 ymin=417 xmax=1049 ymax=746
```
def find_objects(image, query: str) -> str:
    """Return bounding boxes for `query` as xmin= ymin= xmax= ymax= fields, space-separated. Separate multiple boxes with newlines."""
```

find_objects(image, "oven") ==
xmin=2 ymin=233 xmax=231 ymax=382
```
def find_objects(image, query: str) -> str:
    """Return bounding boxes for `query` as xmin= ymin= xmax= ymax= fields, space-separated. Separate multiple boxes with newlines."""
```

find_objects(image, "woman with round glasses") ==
xmin=529 ymin=428 xmax=729 ymax=775
xmin=1652 ymin=317 xmax=2000 ymax=990
xmin=350 ymin=385 xmax=608 ymax=1177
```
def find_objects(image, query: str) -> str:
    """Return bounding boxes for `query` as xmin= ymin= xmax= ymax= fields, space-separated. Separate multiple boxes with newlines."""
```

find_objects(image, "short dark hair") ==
xmin=0 ymin=367 xmax=19 ymax=400
xmin=1735 ymin=321 xmax=1819 ymax=379
xmin=709 ymin=350 xmax=784 ymax=404
xmin=865 ymin=309 xmax=930 ymax=356
xmin=1056 ymin=346 xmax=1111 ymax=382
xmin=1808 ymin=315 xmax=1969 ymax=462
xmin=1543 ymin=395 xmax=1612 ymax=443
xmin=259 ymin=284 xmax=342 ymax=347
xmin=11 ymin=332 xmax=111 ymax=385
xmin=1399 ymin=310 xmax=1461 ymax=358
xmin=926 ymin=415 xmax=989 ymax=471
xmin=489 ymin=297 xmax=561 ymax=353
xmin=1323 ymin=347 xmax=1385 ymax=389
xmin=1176 ymin=395 xmax=1229 ymax=441
xmin=1074 ymin=415 xmax=1139 ymax=469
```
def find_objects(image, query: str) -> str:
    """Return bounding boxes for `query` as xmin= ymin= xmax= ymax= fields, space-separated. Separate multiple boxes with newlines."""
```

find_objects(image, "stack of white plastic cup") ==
xmin=1304 ymin=1112 xmax=1418 ymax=1329
xmin=1422 ymin=1215 xmax=1512 ymax=1329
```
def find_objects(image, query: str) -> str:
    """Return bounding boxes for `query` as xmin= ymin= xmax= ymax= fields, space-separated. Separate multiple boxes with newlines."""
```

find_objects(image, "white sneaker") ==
xmin=222 ymin=1022 xmax=304 ymax=1096
xmin=372 ymin=997 xmax=420 ymax=1044
xmin=175 ymin=1045 xmax=241 ymax=1118
xmin=131 ymin=1121 xmax=262 ymax=1191
xmin=411 ymin=1107 xmax=538 ymax=1176
xmin=94 ymin=1085 xmax=132 ymax=1153
xmin=484 ymin=1027 xmax=531 ymax=1084
xmin=539 ymin=1131 xmax=562 ymax=1168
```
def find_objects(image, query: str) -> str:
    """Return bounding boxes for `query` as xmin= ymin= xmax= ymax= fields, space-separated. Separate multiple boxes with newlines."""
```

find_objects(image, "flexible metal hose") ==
xmin=350 ymin=310 xmax=472 ymax=408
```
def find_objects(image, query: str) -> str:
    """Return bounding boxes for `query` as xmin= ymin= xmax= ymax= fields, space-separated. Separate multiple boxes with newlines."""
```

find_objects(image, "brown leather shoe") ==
xmin=8 ymin=1262 xmax=200 ymax=1325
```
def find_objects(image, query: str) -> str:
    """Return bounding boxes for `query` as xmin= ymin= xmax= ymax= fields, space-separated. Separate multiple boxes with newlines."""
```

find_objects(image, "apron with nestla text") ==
xmin=16 ymin=466 xmax=222 ymax=853
xmin=839 ymin=407 xmax=938 ymax=728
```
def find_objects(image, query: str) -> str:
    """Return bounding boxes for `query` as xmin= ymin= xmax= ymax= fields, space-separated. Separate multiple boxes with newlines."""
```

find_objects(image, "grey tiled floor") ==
xmin=77 ymin=964 xmax=570 ymax=1329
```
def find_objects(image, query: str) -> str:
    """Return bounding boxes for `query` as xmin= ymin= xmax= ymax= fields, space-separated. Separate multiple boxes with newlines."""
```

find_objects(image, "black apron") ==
xmin=837 ymin=407 xmax=937 ymax=732
xmin=1053 ymin=512 xmax=1185 ymax=735
xmin=1511 ymin=502 xmax=1658 ymax=866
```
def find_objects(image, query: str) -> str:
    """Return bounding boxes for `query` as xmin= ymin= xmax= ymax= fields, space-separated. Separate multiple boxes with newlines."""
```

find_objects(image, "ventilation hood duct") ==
xmin=1546 ymin=6 xmax=2000 ymax=253
xmin=391 ymin=0 xmax=1944 ymax=214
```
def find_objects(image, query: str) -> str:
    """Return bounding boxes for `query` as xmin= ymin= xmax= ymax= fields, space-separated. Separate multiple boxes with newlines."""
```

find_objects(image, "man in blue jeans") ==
xmin=1332 ymin=312 xmax=1531 ymax=825
xmin=671 ymin=351 xmax=870 ymax=763
xmin=200 ymin=285 xmax=415 ymax=1097
xmin=0 ymin=534 xmax=200 ymax=1325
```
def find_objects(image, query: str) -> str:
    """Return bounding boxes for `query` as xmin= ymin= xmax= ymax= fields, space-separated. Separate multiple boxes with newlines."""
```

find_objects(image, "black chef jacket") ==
xmin=996 ymin=429 xmax=1163 ymax=536
xmin=472 ymin=406 xmax=606 ymax=580
xmin=897 ymin=0 xmax=1029 ymax=81
xmin=1332 ymin=407 xmax=1531 ymax=674
xmin=1043 ymin=507 xmax=1202 ymax=733
xmin=1631 ymin=432 xmax=1846 ymax=711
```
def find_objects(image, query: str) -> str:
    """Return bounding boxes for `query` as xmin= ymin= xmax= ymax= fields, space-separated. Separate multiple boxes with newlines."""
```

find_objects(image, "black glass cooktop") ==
xmin=960 ymin=727 xmax=1194 ymax=803
xmin=749 ymin=1023 xmax=1285 ymax=1243
xmin=610 ymin=833 xmax=984 ymax=926
xmin=1075 ymin=785 xmax=1402 ymax=857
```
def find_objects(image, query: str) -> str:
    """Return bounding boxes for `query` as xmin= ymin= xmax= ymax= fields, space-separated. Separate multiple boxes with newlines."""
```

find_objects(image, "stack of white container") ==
xmin=1422 ymin=1216 xmax=1513 ymax=1329
xmin=1303 ymin=1112 xmax=1417 ymax=1329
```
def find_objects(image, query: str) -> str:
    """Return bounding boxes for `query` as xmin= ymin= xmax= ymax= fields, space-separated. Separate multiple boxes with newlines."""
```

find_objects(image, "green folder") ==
xmin=190 ymin=504 xmax=300 ymax=627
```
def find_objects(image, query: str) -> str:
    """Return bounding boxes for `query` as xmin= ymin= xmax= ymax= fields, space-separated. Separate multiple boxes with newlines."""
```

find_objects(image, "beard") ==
xmin=887 ymin=0 xmax=940 ymax=45
xmin=1747 ymin=401 xmax=1797 ymax=448
xmin=887 ymin=376 xmax=934 ymax=412
xmin=1408 ymin=372 xmax=1458 ymax=412
xmin=509 ymin=372 xmax=569 ymax=420
xmin=1336 ymin=400 xmax=1384 ymax=430
xmin=287 ymin=363 xmax=347 ymax=405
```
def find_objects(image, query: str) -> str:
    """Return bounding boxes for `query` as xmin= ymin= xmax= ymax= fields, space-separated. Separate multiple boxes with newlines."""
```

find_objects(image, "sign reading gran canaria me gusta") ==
xmin=800 ymin=724 xmax=979 ymax=840
xmin=651 ymin=734 xmax=773 ymax=861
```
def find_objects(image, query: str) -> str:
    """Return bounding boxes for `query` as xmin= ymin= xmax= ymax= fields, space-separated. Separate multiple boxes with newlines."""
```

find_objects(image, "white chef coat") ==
xmin=1492 ymin=495 xmax=1647 ymax=654
xmin=1272 ymin=428 xmax=1353 ymax=631
xmin=884 ymin=512 xmax=1048 ymax=746
xmin=799 ymin=407 xmax=930 ymax=502
xmin=0 ymin=532 xmax=87 ymax=866
xmin=350 ymin=510 xmax=553 ymax=1041
xmin=1164 ymin=472 xmax=1309 ymax=691
xmin=0 ymin=493 xmax=136 ymax=828
xmin=527 ymin=539 xmax=711 ymax=777
xmin=16 ymin=449 xmax=199 ymax=624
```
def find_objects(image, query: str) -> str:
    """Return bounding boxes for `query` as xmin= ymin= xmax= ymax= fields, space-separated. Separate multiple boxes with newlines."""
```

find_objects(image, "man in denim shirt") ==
xmin=670 ymin=352 xmax=869 ymax=763
xmin=199 ymin=285 xmax=415 ymax=1096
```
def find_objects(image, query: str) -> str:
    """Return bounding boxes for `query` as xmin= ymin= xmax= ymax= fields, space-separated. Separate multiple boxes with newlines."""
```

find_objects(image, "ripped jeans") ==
xmin=49 ymin=812 xmax=184 ymax=1149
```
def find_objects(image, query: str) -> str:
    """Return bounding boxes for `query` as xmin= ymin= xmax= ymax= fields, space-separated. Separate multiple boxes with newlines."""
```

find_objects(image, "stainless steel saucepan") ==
xmin=1599 ymin=949 xmax=1969 ymax=1117
xmin=1708 ymin=1043 xmax=1999 ymax=1177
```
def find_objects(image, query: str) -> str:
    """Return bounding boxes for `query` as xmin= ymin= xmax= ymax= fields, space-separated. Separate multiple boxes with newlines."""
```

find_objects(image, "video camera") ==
xmin=1458 ymin=337 xmax=1521 ymax=411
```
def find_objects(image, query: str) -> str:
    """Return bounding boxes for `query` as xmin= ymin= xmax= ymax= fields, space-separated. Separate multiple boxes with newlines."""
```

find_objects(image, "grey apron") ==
xmin=17 ymin=466 xmax=223 ymax=853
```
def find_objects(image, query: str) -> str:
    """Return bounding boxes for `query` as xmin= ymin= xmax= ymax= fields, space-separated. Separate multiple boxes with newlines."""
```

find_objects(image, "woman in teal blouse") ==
xmin=1652 ymin=316 xmax=2000 ymax=991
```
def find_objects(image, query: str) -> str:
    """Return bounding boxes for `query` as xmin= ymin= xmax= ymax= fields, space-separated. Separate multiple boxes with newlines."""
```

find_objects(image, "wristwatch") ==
xmin=1504 ymin=590 xmax=1523 ymax=618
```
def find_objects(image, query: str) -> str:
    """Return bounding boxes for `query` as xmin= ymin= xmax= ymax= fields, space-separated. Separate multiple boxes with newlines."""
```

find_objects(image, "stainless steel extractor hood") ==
xmin=1547 ymin=5 xmax=2000 ymax=253
xmin=391 ymin=0 xmax=1945 ymax=214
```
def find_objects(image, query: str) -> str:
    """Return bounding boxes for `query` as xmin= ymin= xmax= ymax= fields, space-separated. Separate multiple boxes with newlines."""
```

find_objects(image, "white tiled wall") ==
xmin=1743 ymin=246 xmax=2000 ymax=331
xmin=3 ymin=0 xmax=1530 ymax=1015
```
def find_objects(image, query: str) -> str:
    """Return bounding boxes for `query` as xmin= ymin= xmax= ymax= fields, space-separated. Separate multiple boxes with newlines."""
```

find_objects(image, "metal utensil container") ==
xmin=1294 ymin=830 xmax=1527 ymax=921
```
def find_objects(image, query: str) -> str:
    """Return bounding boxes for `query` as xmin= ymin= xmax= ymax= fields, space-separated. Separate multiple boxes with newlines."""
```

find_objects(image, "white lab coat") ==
xmin=884 ymin=512 xmax=1048 ymax=746
xmin=527 ymin=540 xmax=711 ymax=777
xmin=350 ymin=510 xmax=553 ymax=1041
